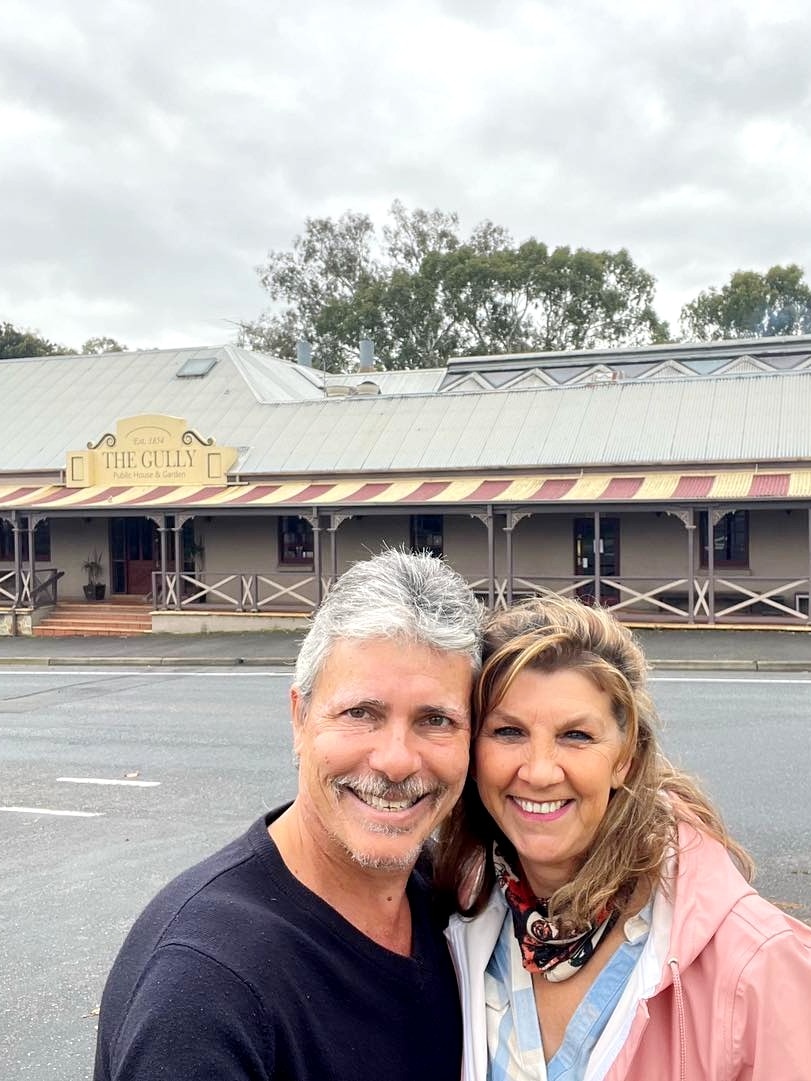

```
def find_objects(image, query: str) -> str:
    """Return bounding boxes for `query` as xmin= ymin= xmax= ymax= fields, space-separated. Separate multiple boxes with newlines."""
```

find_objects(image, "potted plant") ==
xmin=182 ymin=534 xmax=205 ymax=571
xmin=82 ymin=549 xmax=106 ymax=601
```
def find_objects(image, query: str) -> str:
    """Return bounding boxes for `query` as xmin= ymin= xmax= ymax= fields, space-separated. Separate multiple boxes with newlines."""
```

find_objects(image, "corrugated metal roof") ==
xmin=3 ymin=350 xmax=811 ymax=475
xmin=242 ymin=370 xmax=811 ymax=474
xmin=0 ymin=346 xmax=322 ymax=470
xmin=440 ymin=335 xmax=811 ymax=389
xmin=445 ymin=334 xmax=811 ymax=371
xmin=227 ymin=346 xmax=324 ymax=401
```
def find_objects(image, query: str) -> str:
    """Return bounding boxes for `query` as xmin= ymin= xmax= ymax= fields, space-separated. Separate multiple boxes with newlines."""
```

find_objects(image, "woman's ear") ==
xmin=611 ymin=755 xmax=632 ymax=789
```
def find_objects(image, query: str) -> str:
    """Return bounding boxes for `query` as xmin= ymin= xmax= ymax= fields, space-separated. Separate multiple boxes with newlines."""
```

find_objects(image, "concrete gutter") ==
xmin=0 ymin=655 xmax=296 ymax=668
xmin=0 ymin=656 xmax=808 ymax=671
xmin=650 ymin=658 xmax=811 ymax=672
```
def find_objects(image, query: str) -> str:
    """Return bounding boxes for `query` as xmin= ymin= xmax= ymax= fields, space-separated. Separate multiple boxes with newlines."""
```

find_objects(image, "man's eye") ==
xmin=346 ymin=707 xmax=370 ymax=720
xmin=424 ymin=714 xmax=453 ymax=728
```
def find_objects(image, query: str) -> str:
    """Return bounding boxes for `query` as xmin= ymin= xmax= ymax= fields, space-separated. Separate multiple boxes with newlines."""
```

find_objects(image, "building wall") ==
xmin=202 ymin=515 xmax=277 ymax=572
xmin=50 ymin=518 xmax=111 ymax=600
xmin=333 ymin=515 xmax=409 ymax=570
xmin=740 ymin=508 xmax=808 ymax=579
xmin=195 ymin=515 xmax=315 ymax=607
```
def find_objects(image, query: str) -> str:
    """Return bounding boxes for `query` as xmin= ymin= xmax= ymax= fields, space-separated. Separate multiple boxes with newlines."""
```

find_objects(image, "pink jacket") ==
xmin=603 ymin=822 xmax=811 ymax=1080
xmin=447 ymin=822 xmax=811 ymax=1081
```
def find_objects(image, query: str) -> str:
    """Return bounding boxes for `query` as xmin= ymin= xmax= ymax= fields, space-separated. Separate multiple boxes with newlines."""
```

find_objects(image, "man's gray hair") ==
xmin=294 ymin=548 xmax=484 ymax=699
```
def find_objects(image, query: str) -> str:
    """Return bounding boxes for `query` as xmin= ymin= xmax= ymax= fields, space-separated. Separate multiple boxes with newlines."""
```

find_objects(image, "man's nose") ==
xmin=367 ymin=723 xmax=422 ymax=782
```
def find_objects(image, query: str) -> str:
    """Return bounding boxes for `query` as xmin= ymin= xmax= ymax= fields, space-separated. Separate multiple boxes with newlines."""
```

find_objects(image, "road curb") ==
xmin=647 ymin=658 xmax=756 ymax=671
xmin=0 ymin=656 xmax=296 ymax=668
xmin=755 ymin=658 xmax=811 ymax=671
xmin=0 ymin=655 xmax=808 ymax=671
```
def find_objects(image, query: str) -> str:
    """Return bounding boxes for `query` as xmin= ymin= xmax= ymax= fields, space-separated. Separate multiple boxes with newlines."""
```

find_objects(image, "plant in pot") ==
xmin=82 ymin=549 xmax=106 ymax=601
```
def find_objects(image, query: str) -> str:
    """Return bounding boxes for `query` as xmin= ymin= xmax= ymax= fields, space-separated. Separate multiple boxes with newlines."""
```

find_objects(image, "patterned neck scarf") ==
xmin=493 ymin=842 xmax=619 ymax=983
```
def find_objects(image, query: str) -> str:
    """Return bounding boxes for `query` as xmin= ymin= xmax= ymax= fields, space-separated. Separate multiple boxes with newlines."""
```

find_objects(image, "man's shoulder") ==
xmin=115 ymin=811 xmax=291 ymax=970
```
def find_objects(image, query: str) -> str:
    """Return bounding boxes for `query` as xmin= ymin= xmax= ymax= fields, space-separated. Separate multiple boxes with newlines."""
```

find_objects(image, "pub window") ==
xmin=0 ymin=520 xmax=51 ymax=561
xmin=0 ymin=521 xmax=12 ymax=561
xmin=278 ymin=516 xmax=314 ymax=565
xmin=411 ymin=515 xmax=443 ymax=558
xmin=699 ymin=510 xmax=749 ymax=567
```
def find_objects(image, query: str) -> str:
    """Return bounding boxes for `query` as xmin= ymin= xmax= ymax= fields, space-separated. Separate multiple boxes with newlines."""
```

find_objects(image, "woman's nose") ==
xmin=517 ymin=745 xmax=564 ymax=788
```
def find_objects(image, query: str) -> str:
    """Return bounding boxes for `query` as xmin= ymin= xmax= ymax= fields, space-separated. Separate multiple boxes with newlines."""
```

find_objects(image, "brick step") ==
xmin=41 ymin=611 xmax=152 ymax=624
xmin=35 ymin=614 xmax=151 ymax=623
xmin=50 ymin=604 xmax=151 ymax=614
xmin=34 ymin=602 xmax=153 ymax=638
xmin=34 ymin=625 xmax=152 ymax=638
xmin=36 ymin=618 xmax=151 ymax=629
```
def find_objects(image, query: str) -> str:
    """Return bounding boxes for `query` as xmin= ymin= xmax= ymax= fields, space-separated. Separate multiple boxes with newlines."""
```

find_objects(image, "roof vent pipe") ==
xmin=296 ymin=340 xmax=312 ymax=367
xmin=359 ymin=338 xmax=375 ymax=373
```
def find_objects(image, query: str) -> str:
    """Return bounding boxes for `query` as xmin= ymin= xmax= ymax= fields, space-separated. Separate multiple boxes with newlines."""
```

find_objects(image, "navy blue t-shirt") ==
xmin=94 ymin=810 xmax=462 ymax=1081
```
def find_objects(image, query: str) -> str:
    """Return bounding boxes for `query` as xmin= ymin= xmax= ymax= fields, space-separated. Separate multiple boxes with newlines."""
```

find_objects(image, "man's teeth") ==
xmin=513 ymin=797 xmax=568 ymax=814
xmin=353 ymin=792 xmax=421 ymax=812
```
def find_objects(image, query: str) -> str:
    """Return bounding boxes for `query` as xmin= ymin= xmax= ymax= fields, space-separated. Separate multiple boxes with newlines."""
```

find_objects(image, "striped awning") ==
xmin=2 ymin=470 xmax=811 ymax=512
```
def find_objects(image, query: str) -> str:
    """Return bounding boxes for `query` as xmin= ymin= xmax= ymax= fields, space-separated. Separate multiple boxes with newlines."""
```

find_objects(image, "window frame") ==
xmin=410 ymin=514 xmax=444 ymax=559
xmin=278 ymin=516 xmax=314 ymax=567
xmin=698 ymin=510 xmax=749 ymax=569
xmin=0 ymin=519 xmax=51 ymax=562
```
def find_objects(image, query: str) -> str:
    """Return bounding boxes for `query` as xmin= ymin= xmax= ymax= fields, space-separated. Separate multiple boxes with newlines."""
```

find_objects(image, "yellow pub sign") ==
xmin=67 ymin=415 xmax=238 ymax=488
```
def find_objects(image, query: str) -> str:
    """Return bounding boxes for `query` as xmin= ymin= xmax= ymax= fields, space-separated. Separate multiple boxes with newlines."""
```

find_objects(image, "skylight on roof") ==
xmin=176 ymin=356 xmax=217 ymax=378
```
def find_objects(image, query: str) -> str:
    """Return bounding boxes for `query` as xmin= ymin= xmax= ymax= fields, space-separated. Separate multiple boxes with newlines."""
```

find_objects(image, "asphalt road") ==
xmin=1 ymin=666 xmax=810 ymax=1081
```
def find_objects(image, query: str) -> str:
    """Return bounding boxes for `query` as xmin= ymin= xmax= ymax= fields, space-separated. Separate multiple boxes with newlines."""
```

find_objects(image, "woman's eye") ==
xmin=491 ymin=725 xmax=524 ymax=740
xmin=563 ymin=729 xmax=592 ymax=742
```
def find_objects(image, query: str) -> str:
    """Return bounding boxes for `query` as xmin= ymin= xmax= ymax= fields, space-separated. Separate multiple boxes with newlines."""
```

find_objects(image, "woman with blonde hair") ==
xmin=437 ymin=595 xmax=811 ymax=1081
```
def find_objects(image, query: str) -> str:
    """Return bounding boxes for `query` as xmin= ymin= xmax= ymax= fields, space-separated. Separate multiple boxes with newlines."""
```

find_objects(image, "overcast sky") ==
xmin=2 ymin=0 xmax=810 ymax=353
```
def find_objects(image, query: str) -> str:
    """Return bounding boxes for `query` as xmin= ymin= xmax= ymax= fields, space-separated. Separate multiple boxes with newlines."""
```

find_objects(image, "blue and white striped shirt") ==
xmin=484 ymin=902 xmax=651 ymax=1081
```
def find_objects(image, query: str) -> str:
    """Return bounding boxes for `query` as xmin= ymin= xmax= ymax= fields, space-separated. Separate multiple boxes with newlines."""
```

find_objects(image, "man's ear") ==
xmin=290 ymin=685 xmax=307 ymax=756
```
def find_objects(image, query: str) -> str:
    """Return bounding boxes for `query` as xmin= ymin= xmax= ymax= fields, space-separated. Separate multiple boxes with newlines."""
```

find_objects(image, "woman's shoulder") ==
xmin=726 ymin=890 xmax=811 ymax=951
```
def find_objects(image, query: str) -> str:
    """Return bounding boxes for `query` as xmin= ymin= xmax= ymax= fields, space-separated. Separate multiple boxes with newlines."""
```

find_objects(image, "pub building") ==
xmin=3 ymin=335 xmax=811 ymax=636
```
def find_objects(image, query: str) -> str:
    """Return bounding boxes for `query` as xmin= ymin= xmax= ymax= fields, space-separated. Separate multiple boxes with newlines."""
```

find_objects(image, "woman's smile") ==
xmin=509 ymin=796 xmax=572 ymax=820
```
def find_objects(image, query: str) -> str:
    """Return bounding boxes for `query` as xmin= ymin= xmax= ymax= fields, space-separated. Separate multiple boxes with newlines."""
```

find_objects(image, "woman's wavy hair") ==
xmin=435 ymin=595 xmax=753 ymax=924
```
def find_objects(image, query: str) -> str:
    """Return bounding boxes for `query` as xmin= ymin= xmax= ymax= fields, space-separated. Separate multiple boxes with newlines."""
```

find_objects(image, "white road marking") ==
xmin=0 ymin=806 xmax=103 ymax=817
xmin=650 ymin=676 xmax=811 ymax=685
xmin=56 ymin=777 xmax=161 ymax=787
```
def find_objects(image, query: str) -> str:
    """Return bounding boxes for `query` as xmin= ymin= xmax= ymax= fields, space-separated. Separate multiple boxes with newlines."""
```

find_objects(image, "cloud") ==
xmin=1 ymin=0 xmax=810 ymax=347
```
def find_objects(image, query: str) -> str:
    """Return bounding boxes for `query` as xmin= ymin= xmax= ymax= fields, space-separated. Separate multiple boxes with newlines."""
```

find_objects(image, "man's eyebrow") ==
xmin=332 ymin=696 xmax=387 ymax=710
xmin=332 ymin=697 xmax=468 ymax=718
xmin=418 ymin=702 xmax=470 ymax=719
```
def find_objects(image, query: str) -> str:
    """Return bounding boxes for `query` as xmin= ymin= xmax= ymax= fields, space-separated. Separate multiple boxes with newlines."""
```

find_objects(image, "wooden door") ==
xmin=111 ymin=518 xmax=158 ymax=596
xmin=573 ymin=517 xmax=620 ymax=605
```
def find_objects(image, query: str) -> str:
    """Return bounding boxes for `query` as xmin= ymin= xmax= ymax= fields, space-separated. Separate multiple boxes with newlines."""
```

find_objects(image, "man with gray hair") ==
xmin=94 ymin=549 xmax=482 ymax=1081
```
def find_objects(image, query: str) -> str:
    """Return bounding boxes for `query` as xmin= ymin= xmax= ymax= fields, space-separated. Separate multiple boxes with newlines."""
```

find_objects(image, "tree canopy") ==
xmin=0 ymin=324 xmax=130 ymax=359
xmin=241 ymin=202 xmax=670 ymax=371
xmin=81 ymin=336 xmax=128 ymax=354
xmin=0 ymin=321 xmax=72 ymax=359
xmin=680 ymin=264 xmax=811 ymax=341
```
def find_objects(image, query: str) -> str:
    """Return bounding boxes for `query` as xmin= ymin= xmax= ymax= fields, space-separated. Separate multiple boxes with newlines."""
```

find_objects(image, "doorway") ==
xmin=573 ymin=517 xmax=620 ymax=605
xmin=110 ymin=518 xmax=157 ymax=596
